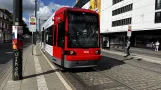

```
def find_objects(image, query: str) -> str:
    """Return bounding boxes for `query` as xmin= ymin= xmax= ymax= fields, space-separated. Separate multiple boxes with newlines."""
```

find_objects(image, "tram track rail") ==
xmin=43 ymin=49 xmax=161 ymax=90
xmin=45 ymin=53 xmax=161 ymax=90
xmin=93 ymin=66 xmax=135 ymax=90
xmin=56 ymin=64 xmax=136 ymax=90
xmin=55 ymin=65 xmax=91 ymax=90
xmin=66 ymin=71 xmax=91 ymax=90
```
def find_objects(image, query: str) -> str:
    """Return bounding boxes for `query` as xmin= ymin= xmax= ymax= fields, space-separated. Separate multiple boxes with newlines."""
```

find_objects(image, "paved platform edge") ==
xmin=38 ymin=45 xmax=74 ymax=90
xmin=101 ymin=49 xmax=161 ymax=65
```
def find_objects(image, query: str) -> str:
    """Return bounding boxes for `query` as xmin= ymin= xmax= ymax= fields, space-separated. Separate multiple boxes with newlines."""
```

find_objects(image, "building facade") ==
xmin=101 ymin=0 xmax=161 ymax=48
xmin=0 ymin=9 xmax=12 ymax=43
xmin=75 ymin=0 xmax=161 ymax=49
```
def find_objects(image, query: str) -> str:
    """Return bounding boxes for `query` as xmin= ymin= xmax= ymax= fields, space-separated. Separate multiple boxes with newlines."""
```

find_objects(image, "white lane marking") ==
xmin=5 ymin=52 xmax=13 ymax=54
xmin=34 ymin=46 xmax=49 ymax=90
xmin=40 ymin=47 xmax=73 ymax=90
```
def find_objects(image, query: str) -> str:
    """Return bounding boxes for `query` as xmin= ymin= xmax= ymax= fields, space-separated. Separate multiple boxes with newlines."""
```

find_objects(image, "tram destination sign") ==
xmin=29 ymin=16 xmax=36 ymax=32
xmin=127 ymin=26 xmax=132 ymax=37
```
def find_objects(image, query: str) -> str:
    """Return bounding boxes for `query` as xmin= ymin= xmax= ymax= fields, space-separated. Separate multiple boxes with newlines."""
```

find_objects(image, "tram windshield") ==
xmin=68 ymin=12 xmax=99 ymax=48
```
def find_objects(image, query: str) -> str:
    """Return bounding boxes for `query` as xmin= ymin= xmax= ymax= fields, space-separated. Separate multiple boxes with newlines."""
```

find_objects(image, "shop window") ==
xmin=155 ymin=12 xmax=161 ymax=23
xmin=156 ymin=0 xmax=161 ymax=10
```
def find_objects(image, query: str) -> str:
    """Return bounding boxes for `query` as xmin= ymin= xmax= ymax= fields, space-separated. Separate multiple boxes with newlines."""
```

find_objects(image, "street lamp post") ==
xmin=33 ymin=0 xmax=37 ymax=45
xmin=12 ymin=0 xmax=23 ymax=80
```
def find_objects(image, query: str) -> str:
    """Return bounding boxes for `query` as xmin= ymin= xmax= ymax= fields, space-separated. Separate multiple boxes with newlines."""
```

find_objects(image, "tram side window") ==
xmin=46 ymin=26 xmax=53 ymax=45
xmin=58 ymin=22 xmax=65 ymax=47
xmin=53 ymin=25 xmax=56 ymax=46
xmin=45 ymin=29 xmax=48 ymax=44
xmin=42 ymin=31 xmax=44 ymax=42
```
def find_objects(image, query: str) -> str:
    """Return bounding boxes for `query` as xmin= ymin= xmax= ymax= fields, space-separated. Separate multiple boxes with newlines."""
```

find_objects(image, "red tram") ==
xmin=41 ymin=7 xmax=101 ymax=68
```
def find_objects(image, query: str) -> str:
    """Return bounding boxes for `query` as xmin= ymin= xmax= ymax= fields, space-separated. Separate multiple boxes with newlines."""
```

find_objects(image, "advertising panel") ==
xmin=127 ymin=26 xmax=132 ymax=37
xmin=90 ymin=0 xmax=101 ymax=14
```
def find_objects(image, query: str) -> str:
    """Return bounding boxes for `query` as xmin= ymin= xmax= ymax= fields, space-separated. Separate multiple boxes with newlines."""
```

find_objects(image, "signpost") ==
xmin=29 ymin=16 xmax=36 ymax=32
xmin=12 ymin=0 xmax=23 ymax=80
xmin=127 ymin=25 xmax=132 ymax=37
xmin=29 ymin=16 xmax=36 ymax=55
xmin=12 ymin=26 xmax=23 ymax=80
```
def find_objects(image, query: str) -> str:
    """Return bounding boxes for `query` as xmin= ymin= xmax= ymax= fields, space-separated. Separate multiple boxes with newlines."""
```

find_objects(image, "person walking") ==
xmin=155 ymin=41 xmax=160 ymax=51
xmin=124 ymin=39 xmax=131 ymax=57
xmin=151 ymin=42 xmax=155 ymax=50
xmin=103 ymin=39 xmax=107 ymax=50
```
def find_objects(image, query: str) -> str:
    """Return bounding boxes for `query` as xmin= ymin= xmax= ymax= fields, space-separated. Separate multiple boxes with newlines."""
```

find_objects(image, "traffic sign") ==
xmin=29 ymin=16 xmax=36 ymax=32
xmin=127 ymin=26 xmax=132 ymax=37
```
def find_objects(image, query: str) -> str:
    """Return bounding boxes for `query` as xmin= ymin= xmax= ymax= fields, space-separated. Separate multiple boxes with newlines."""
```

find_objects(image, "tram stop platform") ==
xmin=0 ymin=45 xmax=73 ymax=90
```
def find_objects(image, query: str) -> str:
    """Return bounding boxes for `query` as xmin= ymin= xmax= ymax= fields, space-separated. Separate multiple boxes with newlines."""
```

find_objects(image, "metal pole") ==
xmin=39 ymin=18 xmax=40 ymax=42
xmin=12 ymin=0 xmax=23 ymax=80
xmin=34 ymin=0 xmax=37 ymax=45
xmin=35 ymin=0 xmax=37 ymax=23
xmin=32 ymin=32 xmax=33 ymax=55
xmin=124 ymin=32 xmax=126 ymax=52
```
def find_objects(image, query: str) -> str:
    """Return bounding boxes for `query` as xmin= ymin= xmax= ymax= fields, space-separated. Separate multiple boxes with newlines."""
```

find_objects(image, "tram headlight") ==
xmin=95 ymin=50 xmax=101 ymax=54
xmin=70 ymin=51 xmax=74 ymax=55
xmin=64 ymin=50 xmax=76 ymax=55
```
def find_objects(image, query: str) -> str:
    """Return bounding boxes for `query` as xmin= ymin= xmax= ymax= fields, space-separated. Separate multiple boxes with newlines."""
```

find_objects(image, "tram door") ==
xmin=54 ymin=22 xmax=65 ymax=66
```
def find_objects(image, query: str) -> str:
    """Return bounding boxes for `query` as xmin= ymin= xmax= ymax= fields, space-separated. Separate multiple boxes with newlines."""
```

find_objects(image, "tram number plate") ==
xmin=84 ymin=51 xmax=89 ymax=53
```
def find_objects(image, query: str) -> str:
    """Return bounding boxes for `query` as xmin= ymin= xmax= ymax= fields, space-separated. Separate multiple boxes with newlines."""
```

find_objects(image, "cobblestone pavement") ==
xmin=63 ymin=52 xmax=161 ymax=90
xmin=63 ymin=68 xmax=132 ymax=90
xmin=103 ymin=52 xmax=161 ymax=74
xmin=98 ymin=52 xmax=161 ymax=90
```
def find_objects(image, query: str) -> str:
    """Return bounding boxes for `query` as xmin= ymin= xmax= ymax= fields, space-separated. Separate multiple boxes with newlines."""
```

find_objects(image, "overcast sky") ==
xmin=0 ymin=0 xmax=75 ymax=28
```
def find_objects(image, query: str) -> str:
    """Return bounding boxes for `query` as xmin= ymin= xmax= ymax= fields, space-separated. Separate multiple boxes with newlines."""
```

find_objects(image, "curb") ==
xmin=101 ymin=49 xmax=161 ymax=65
xmin=38 ymin=45 xmax=74 ymax=90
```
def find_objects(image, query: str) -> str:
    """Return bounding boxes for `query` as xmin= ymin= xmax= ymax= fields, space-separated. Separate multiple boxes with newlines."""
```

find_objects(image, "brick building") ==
xmin=0 ymin=8 xmax=12 ymax=42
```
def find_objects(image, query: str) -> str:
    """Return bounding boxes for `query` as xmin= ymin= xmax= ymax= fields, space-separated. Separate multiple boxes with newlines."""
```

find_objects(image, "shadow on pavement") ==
xmin=62 ymin=67 xmax=95 ymax=73
xmin=0 ymin=43 xmax=12 ymax=64
xmin=23 ymin=69 xmax=59 ymax=79
xmin=97 ymin=55 xmax=125 ymax=71
xmin=61 ymin=55 xmax=126 ymax=73
xmin=122 ymin=57 xmax=134 ymax=61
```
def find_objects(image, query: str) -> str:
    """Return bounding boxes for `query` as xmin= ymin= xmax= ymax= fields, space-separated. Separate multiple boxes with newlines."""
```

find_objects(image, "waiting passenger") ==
xmin=155 ymin=41 xmax=160 ymax=51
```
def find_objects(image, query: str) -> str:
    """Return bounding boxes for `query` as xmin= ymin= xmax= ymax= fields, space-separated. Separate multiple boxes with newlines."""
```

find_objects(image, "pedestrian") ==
xmin=151 ymin=42 xmax=155 ymax=50
xmin=124 ymin=39 xmax=131 ymax=57
xmin=155 ymin=41 xmax=160 ymax=51
xmin=103 ymin=39 xmax=107 ymax=50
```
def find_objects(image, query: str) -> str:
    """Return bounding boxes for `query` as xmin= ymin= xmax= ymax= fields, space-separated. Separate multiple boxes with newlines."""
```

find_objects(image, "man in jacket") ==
xmin=124 ymin=38 xmax=131 ymax=57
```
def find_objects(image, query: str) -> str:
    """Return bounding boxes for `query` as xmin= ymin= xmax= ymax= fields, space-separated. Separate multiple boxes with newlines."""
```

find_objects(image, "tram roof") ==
xmin=41 ymin=6 xmax=98 ymax=31
xmin=41 ymin=12 xmax=55 ymax=31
